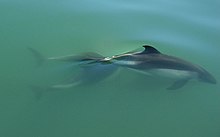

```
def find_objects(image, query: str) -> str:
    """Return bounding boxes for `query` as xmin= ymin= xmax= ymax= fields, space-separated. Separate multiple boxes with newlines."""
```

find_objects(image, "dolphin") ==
xmin=29 ymin=45 xmax=216 ymax=90
xmin=101 ymin=45 xmax=217 ymax=89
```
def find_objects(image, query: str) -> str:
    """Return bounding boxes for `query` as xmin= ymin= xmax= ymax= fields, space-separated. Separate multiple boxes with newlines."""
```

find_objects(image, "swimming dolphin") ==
xmin=29 ymin=45 xmax=216 ymax=90
xmin=101 ymin=45 xmax=217 ymax=89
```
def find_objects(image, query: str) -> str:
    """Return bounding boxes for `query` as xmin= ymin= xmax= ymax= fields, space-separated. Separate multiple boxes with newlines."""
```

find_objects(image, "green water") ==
xmin=1 ymin=0 xmax=220 ymax=137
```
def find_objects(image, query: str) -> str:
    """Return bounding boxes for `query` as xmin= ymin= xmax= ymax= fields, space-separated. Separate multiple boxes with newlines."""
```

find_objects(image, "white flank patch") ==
xmin=146 ymin=69 xmax=198 ymax=79
xmin=114 ymin=60 xmax=139 ymax=66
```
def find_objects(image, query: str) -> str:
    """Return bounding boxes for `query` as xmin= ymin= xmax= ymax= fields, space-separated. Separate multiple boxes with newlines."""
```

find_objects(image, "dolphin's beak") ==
xmin=203 ymin=73 xmax=217 ymax=84
xmin=208 ymin=76 xmax=217 ymax=84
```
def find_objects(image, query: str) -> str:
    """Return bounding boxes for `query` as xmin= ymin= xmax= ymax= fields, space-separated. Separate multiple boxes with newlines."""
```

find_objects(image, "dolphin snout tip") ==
xmin=200 ymin=74 xmax=217 ymax=85
xmin=207 ymin=77 xmax=217 ymax=84
xmin=211 ymin=79 xmax=217 ymax=84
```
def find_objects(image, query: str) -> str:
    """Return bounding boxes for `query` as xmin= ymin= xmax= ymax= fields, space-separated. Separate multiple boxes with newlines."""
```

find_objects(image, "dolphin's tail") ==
xmin=29 ymin=59 xmax=118 ymax=100
xmin=28 ymin=47 xmax=118 ymax=92
xmin=27 ymin=47 xmax=46 ymax=66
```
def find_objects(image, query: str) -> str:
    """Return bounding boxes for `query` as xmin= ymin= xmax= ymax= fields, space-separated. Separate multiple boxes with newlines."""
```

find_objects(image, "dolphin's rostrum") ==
xmin=29 ymin=45 xmax=216 ymax=90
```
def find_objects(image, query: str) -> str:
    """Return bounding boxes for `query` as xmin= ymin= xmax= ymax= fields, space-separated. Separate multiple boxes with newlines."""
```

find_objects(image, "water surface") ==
xmin=0 ymin=0 xmax=220 ymax=137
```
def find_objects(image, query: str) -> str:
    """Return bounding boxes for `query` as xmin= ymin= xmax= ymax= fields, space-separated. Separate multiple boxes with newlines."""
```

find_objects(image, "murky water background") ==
xmin=0 ymin=0 xmax=220 ymax=137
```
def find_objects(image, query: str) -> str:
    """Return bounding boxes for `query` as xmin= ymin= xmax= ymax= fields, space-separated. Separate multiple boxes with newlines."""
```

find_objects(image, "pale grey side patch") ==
xmin=114 ymin=60 xmax=141 ymax=66
xmin=147 ymin=69 xmax=198 ymax=80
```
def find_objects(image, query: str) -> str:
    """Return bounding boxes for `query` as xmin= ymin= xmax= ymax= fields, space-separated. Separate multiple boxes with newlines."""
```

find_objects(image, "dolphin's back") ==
xmin=119 ymin=53 xmax=199 ymax=72
xmin=141 ymin=54 xmax=198 ymax=70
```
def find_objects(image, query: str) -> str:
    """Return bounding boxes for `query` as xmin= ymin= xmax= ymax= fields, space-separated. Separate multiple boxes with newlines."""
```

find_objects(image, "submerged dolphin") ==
xmin=29 ymin=45 xmax=216 ymax=90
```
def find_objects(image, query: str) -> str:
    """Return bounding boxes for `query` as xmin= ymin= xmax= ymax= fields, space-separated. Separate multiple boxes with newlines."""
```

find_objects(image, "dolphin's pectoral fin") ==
xmin=167 ymin=79 xmax=189 ymax=90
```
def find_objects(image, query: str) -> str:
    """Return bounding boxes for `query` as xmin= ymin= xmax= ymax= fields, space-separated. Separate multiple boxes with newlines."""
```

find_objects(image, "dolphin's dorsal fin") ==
xmin=142 ymin=45 xmax=161 ymax=54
